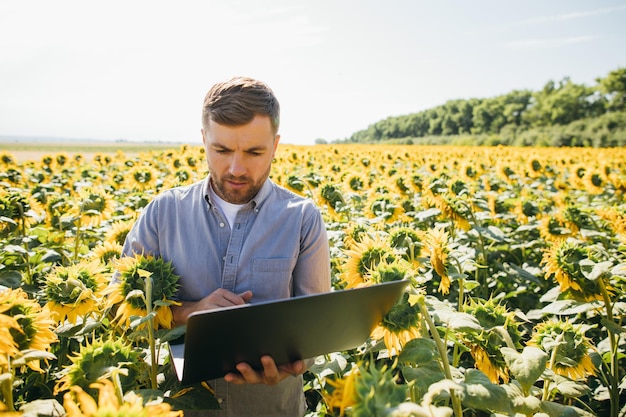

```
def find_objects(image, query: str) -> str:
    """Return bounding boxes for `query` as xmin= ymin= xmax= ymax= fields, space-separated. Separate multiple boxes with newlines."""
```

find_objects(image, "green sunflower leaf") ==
xmin=398 ymin=338 xmax=437 ymax=364
xmin=458 ymin=369 xmax=513 ymax=414
xmin=501 ymin=346 xmax=547 ymax=393
xmin=12 ymin=349 xmax=57 ymax=367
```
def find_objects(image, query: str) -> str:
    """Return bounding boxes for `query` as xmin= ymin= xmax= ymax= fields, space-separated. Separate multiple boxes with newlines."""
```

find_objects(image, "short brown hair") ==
xmin=202 ymin=76 xmax=280 ymax=134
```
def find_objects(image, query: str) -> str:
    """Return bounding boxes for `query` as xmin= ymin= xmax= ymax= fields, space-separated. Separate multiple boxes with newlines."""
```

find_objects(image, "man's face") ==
xmin=202 ymin=115 xmax=279 ymax=204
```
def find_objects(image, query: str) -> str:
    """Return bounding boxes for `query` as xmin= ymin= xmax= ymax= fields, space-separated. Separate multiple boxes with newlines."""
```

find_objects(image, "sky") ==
xmin=1 ymin=0 xmax=626 ymax=146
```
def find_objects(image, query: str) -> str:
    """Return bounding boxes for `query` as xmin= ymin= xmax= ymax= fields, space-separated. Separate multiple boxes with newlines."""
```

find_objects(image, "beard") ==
xmin=210 ymin=165 xmax=270 ymax=204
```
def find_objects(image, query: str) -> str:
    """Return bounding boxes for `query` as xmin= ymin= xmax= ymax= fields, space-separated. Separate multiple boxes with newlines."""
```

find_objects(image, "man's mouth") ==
xmin=225 ymin=178 xmax=248 ymax=189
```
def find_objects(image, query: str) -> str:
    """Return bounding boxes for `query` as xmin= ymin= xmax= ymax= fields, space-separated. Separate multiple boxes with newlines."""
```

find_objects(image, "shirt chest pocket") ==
xmin=251 ymin=258 xmax=297 ymax=301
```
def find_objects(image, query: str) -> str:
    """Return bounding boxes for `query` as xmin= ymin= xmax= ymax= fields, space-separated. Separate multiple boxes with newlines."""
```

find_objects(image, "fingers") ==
xmin=238 ymin=290 xmax=253 ymax=303
xmin=223 ymin=357 xmax=305 ymax=386
xmin=205 ymin=288 xmax=253 ymax=309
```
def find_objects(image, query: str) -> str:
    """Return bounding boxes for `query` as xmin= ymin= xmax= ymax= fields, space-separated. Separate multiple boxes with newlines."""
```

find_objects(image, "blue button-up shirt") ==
xmin=122 ymin=176 xmax=331 ymax=416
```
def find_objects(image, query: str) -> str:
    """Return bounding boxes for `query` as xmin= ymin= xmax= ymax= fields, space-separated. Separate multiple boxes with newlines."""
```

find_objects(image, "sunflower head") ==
xmin=582 ymin=169 xmax=605 ymax=194
xmin=323 ymin=367 xmax=359 ymax=416
xmin=538 ymin=216 xmax=572 ymax=242
xmin=388 ymin=227 xmax=423 ymax=264
xmin=424 ymin=227 xmax=452 ymax=294
xmin=107 ymin=254 xmax=180 ymax=330
xmin=70 ymin=187 xmax=116 ymax=227
xmin=0 ymin=288 xmax=58 ymax=372
xmin=63 ymin=378 xmax=183 ymax=417
xmin=45 ymin=193 xmax=77 ymax=231
xmin=369 ymin=260 xmax=413 ymax=285
xmin=0 ymin=189 xmax=42 ymax=236
xmin=104 ymin=221 xmax=134 ymax=246
xmin=90 ymin=241 xmax=123 ymax=266
xmin=55 ymin=338 xmax=146 ymax=397
xmin=342 ymin=222 xmax=369 ymax=248
xmin=342 ymin=234 xmax=397 ymax=288
xmin=43 ymin=260 xmax=107 ymax=324
xmin=462 ymin=297 xmax=524 ymax=383
xmin=126 ymin=165 xmax=159 ymax=191
xmin=541 ymin=240 xmax=603 ymax=301
xmin=371 ymin=292 xmax=422 ymax=354
xmin=368 ymin=195 xmax=400 ymax=222
xmin=351 ymin=361 xmax=407 ymax=416
xmin=561 ymin=203 xmax=593 ymax=234
xmin=319 ymin=182 xmax=345 ymax=211
xmin=528 ymin=320 xmax=596 ymax=380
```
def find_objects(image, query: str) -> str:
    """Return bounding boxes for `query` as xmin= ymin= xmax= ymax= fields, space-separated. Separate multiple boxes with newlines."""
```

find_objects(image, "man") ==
xmin=121 ymin=76 xmax=331 ymax=416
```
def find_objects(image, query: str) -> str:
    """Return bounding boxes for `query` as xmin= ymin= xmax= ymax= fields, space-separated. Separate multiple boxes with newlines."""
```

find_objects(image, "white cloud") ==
xmin=505 ymin=36 xmax=596 ymax=49
xmin=520 ymin=5 xmax=626 ymax=25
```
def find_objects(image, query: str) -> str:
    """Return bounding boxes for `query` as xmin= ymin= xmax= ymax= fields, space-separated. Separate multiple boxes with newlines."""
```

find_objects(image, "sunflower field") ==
xmin=0 ymin=144 xmax=624 ymax=417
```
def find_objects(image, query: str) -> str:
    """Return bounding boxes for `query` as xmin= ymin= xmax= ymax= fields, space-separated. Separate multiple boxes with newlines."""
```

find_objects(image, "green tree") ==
xmin=597 ymin=67 xmax=626 ymax=111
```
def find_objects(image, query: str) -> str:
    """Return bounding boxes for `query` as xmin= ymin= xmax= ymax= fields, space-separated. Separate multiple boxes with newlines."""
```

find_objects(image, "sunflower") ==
xmin=388 ymin=227 xmax=423 ymax=265
xmin=526 ymin=156 xmax=543 ymax=178
xmin=341 ymin=234 xmax=396 ymax=288
xmin=0 ymin=151 xmax=15 ymax=166
xmin=90 ymin=241 xmax=123 ymax=266
xmin=528 ymin=320 xmax=596 ymax=380
xmin=461 ymin=297 xmax=524 ymax=383
xmin=0 ymin=314 xmax=21 ymax=358
xmin=596 ymin=206 xmax=626 ymax=236
xmin=0 ymin=288 xmax=58 ymax=372
xmin=424 ymin=191 xmax=471 ymax=231
xmin=541 ymin=239 xmax=603 ymax=301
xmin=371 ymin=292 xmax=422 ymax=355
xmin=323 ymin=367 xmax=359 ymax=416
xmin=43 ymin=260 xmax=107 ymax=324
xmin=0 ymin=188 xmax=44 ymax=236
xmin=319 ymin=182 xmax=346 ymax=213
xmin=55 ymin=338 xmax=146 ymax=397
xmin=63 ymin=378 xmax=183 ymax=417
xmin=70 ymin=186 xmax=117 ymax=228
xmin=104 ymin=221 xmax=134 ymax=246
xmin=538 ymin=216 xmax=572 ymax=243
xmin=106 ymin=254 xmax=180 ymax=330
xmin=367 ymin=195 xmax=401 ymax=222
xmin=582 ymin=169 xmax=606 ymax=195
xmin=513 ymin=197 xmax=540 ymax=224
xmin=423 ymin=227 xmax=452 ymax=294
xmin=126 ymin=165 xmax=160 ymax=191
xmin=342 ymin=221 xmax=370 ymax=248
xmin=351 ymin=362 xmax=407 ymax=416
xmin=45 ymin=193 xmax=77 ymax=231
xmin=558 ymin=203 xmax=594 ymax=236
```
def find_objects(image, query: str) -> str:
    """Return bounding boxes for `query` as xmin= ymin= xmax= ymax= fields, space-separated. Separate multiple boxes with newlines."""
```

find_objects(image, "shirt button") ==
xmin=219 ymin=222 xmax=225 ymax=227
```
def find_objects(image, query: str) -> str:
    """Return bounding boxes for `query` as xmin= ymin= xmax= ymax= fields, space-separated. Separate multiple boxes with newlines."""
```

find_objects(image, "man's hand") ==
xmin=172 ymin=289 xmax=253 ymax=325
xmin=224 ymin=356 xmax=306 ymax=386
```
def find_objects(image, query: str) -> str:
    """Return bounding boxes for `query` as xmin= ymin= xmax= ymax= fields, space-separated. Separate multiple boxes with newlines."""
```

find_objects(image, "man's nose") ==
xmin=228 ymin=154 xmax=246 ymax=177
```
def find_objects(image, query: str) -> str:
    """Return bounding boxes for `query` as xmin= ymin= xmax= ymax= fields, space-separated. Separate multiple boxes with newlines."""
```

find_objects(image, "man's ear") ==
xmin=272 ymin=134 xmax=281 ymax=157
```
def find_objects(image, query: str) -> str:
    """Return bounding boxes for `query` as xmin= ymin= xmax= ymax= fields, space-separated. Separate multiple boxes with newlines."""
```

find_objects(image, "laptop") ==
xmin=170 ymin=279 xmax=407 ymax=385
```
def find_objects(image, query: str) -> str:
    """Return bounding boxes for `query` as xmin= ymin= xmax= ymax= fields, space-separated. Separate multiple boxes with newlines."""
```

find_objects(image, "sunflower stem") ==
xmin=18 ymin=204 xmax=34 ymax=285
xmin=542 ymin=332 xmax=564 ymax=402
xmin=73 ymin=218 xmax=82 ymax=263
xmin=1 ymin=356 xmax=15 ymax=412
xmin=144 ymin=273 xmax=158 ymax=390
xmin=417 ymin=298 xmax=463 ymax=417
xmin=598 ymin=277 xmax=619 ymax=417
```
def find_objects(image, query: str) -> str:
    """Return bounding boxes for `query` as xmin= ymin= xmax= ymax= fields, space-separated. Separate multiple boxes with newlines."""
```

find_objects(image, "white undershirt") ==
xmin=209 ymin=184 xmax=245 ymax=229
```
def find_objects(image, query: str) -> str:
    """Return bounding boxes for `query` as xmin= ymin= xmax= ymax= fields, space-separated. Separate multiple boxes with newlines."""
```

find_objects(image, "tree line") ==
xmin=333 ymin=67 xmax=626 ymax=147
